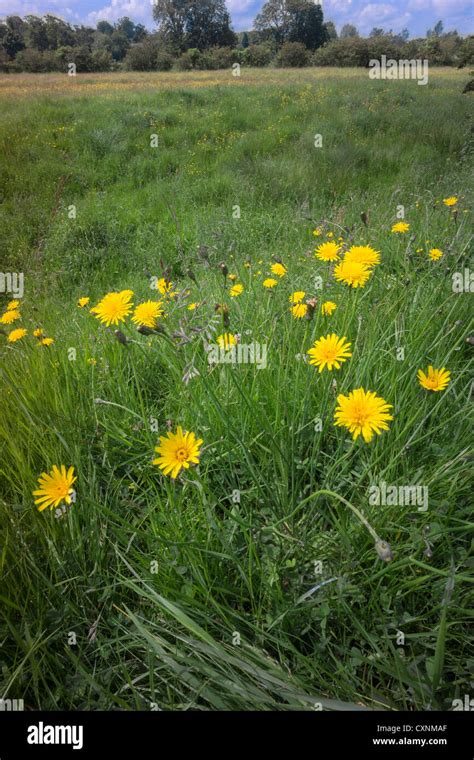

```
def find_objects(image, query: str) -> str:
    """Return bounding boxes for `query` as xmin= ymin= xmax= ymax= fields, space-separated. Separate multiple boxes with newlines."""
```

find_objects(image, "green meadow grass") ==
xmin=0 ymin=68 xmax=473 ymax=711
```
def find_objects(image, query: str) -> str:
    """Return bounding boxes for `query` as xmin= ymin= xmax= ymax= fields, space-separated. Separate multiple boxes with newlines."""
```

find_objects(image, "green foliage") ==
xmin=277 ymin=41 xmax=309 ymax=67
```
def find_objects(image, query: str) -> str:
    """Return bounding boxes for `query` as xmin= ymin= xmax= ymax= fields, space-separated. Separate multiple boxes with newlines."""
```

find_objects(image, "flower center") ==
xmin=352 ymin=404 xmax=369 ymax=427
xmin=175 ymin=447 xmax=189 ymax=462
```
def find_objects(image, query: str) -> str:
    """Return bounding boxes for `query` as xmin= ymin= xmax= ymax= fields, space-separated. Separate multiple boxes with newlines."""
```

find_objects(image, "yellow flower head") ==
xmin=156 ymin=278 xmax=176 ymax=298
xmin=39 ymin=337 xmax=54 ymax=347
xmin=443 ymin=197 xmax=458 ymax=207
xmin=289 ymin=291 xmax=305 ymax=304
xmin=33 ymin=465 xmax=76 ymax=512
xmin=263 ymin=278 xmax=278 ymax=289
xmin=344 ymin=245 xmax=380 ymax=267
xmin=187 ymin=302 xmax=199 ymax=311
xmin=291 ymin=303 xmax=308 ymax=319
xmin=428 ymin=248 xmax=443 ymax=261
xmin=417 ymin=366 xmax=450 ymax=392
xmin=33 ymin=328 xmax=44 ymax=337
xmin=230 ymin=283 xmax=244 ymax=297
xmin=321 ymin=301 xmax=337 ymax=316
xmin=334 ymin=388 xmax=393 ymax=443
xmin=216 ymin=333 xmax=237 ymax=350
xmin=334 ymin=260 xmax=372 ymax=288
xmin=228 ymin=274 xmax=237 ymax=282
xmin=307 ymin=334 xmax=352 ymax=372
xmin=6 ymin=300 xmax=20 ymax=311
xmin=315 ymin=241 xmax=341 ymax=262
xmin=7 ymin=328 xmax=27 ymax=343
xmin=391 ymin=222 xmax=410 ymax=233
xmin=132 ymin=301 xmax=164 ymax=328
xmin=0 ymin=309 xmax=21 ymax=325
xmin=153 ymin=426 xmax=203 ymax=479
xmin=312 ymin=227 xmax=322 ymax=237
xmin=77 ymin=297 xmax=90 ymax=308
xmin=270 ymin=263 xmax=287 ymax=277
xmin=91 ymin=290 xmax=133 ymax=327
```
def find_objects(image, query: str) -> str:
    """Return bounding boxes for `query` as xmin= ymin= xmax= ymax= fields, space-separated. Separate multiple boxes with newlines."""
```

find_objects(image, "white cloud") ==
xmin=87 ymin=0 xmax=153 ymax=26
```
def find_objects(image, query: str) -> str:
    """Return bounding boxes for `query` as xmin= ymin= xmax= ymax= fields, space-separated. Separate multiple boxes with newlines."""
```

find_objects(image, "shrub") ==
xmin=206 ymin=46 xmax=240 ymax=70
xmin=313 ymin=38 xmax=370 ymax=67
xmin=277 ymin=42 xmax=309 ymax=68
xmin=243 ymin=44 xmax=273 ymax=67
xmin=90 ymin=49 xmax=113 ymax=72
xmin=124 ymin=40 xmax=157 ymax=71
xmin=155 ymin=49 xmax=175 ymax=71
xmin=15 ymin=49 xmax=60 ymax=72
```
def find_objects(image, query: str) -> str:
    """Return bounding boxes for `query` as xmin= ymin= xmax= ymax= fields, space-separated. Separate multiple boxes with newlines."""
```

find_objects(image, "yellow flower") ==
xmin=153 ymin=426 xmax=203 ymax=479
xmin=188 ymin=302 xmax=199 ymax=311
xmin=263 ymin=278 xmax=278 ymax=288
xmin=428 ymin=248 xmax=443 ymax=261
xmin=312 ymin=227 xmax=322 ymax=237
xmin=88 ymin=358 xmax=97 ymax=365
xmin=289 ymin=291 xmax=305 ymax=304
xmin=321 ymin=301 xmax=337 ymax=316
xmin=291 ymin=303 xmax=308 ymax=319
xmin=33 ymin=328 xmax=43 ymax=337
xmin=344 ymin=245 xmax=380 ymax=267
xmin=77 ymin=297 xmax=90 ymax=308
xmin=156 ymin=278 xmax=176 ymax=297
xmin=417 ymin=366 xmax=451 ymax=392
xmin=443 ymin=197 xmax=458 ymax=207
xmin=131 ymin=301 xmax=164 ymax=328
xmin=0 ymin=309 xmax=21 ymax=325
xmin=7 ymin=328 xmax=27 ymax=343
xmin=244 ymin=261 xmax=251 ymax=268
xmin=228 ymin=274 xmax=237 ymax=282
xmin=327 ymin=232 xmax=334 ymax=238
xmin=91 ymin=290 xmax=133 ymax=327
xmin=334 ymin=388 xmax=393 ymax=443
xmin=39 ymin=337 xmax=54 ymax=346
xmin=334 ymin=260 xmax=372 ymax=288
xmin=307 ymin=334 xmax=352 ymax=372
xmin=33 ymin=465 xmax=76 ymax=512
xmin=6 ymin=300 xmax=20 ymax=311
xmin=391 ymin=222 xmax=410 ymax=233
xmin=270 ymin=263 xmax=287 ymax=277
xmin=315 ymin=241 xmax=341 ymax=262
xmin=216 ymin=333 xmax=237 ymax=350
xmin=230 ymin=283 xmax=244 ymax=297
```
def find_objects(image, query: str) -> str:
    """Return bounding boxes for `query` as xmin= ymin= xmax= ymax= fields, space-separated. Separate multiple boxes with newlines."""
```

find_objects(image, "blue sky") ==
xmin=1 ymin=0 xmax=473 ymax=36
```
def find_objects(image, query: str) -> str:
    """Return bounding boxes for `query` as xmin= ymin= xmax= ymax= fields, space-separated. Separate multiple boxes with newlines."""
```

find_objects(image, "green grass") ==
xmin=0 ymin=68 xmax=473 ymax=711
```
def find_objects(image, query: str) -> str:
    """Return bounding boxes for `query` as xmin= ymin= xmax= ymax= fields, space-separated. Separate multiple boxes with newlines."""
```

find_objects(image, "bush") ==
xmin=155 ymin=49 xmax=175 ymax=71
xmin=56 ymin=46 xmax=95 ymax=73
xmin=313 ymin=38 xmax=369 ymax=67
xmin=243 ymin=44 xmax=273 ymax=67
xmin=124 ymin=40 xmax=158 ymax=71
xmin=15 ymin=49 xmax=60 ymax=72
xmin=90 ymin=49 xmax=113 ymax=72
xmin=176 ymin=48 xmax=204 ymax=70
xmin=206 ymin=46 xmax=240 ymax=70
xmin=277 ymin=42 xmax=309 ymax=68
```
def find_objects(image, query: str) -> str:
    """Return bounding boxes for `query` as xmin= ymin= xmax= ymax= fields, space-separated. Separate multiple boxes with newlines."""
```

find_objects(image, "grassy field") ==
xmin=0 ymin=67 xmax=472 ymax=712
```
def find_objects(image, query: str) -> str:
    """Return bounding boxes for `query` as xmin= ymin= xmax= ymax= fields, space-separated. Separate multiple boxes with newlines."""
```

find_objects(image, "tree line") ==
xmin=0 ymin=2 xmax=472 ymax=73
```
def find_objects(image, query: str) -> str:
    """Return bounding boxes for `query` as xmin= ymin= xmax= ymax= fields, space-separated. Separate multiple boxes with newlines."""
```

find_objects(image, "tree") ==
xmin=340 ymin=24 xmax=358 ymax=38
xmin=370 ymin=28 xmax=385 ymax=37
xmin=24 ymin=15 xmax=48 ymax=51
xmin=96 ymin=21 xmax=114 ymax=35
xmin=115 ymin=17 xmax=136 ymax=40
xmin=255 ymin=0 xmax=327 ymax=51
xmin=324 ymin=21 xmax=337 ymax=41
xmin=184 ymin=1 xmax=236 ymax=50
xmin=152 ymin=0 xmax=190 ymax=49
xmin=0 ymin=16 xmax=26 ymax=57
xmin=241 ymin=31 xmax=249 ymax=48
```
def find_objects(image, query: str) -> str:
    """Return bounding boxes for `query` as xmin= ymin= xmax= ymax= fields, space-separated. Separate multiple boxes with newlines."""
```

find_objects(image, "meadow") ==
xmin=0 ymin=67 xmax=472 ymax=711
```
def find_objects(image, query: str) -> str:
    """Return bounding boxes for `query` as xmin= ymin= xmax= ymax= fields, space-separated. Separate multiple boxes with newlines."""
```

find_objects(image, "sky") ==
xmin=0 ymin=0 xmax=473 ymax=37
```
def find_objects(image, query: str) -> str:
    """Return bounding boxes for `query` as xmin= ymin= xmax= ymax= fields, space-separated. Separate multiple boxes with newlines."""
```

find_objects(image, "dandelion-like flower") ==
xmin=39 ymin=337 xmax=54 ymax=347
xmin=153 ymin=426 xmax=203 ymax=479
xmin=263 ymin=278 xmax=278 ymax=289
xmin=33 ymin=465 xmax=76 ymax=512
xmin=7 ymin=328 xmax=27 ymax=343
xmin=188 ymin=302 xmax=199 ymax=311
xmin=6 ymin=300 xmax=20 ymax=311
xmin=216 ymin=333 xmax=237 ymax=350
xmin=132 ymin=301 xmax=164 ymax=329
xmin=77 ymin=297 xmax=90 ymax=308
xmin=91 ymin=290 xmax=133 ymax=327
xmin=391 ymin=222 xmax=410 ymax=233
xmin=289 ymin=291 xmax=305 ymax=304
xmin=417 ymin=366 xmax=450 ymax=392
xmin=315 ymin=241 xmax=341 ymax=262
xmin=291 ymin=303 xmax=308 ymax=319
xmin=0 ymin=309 xmax=21 ymax=325
xmin=313 ymin=228 xmax=322 ymax=237
xmin=443 ymin=197 xmax=458 ymax=207
xmin=156 ymin=278 xmax=176 ymax=298
xmin=344 ymin=245 xmax=380 ymax=267
xmin=334 ymin=260 xmax=371 ymax=288
xmin=270 ymin=263 xmax=287 ymax=277
xmin=230 ymin=283 xmax=244 ymax=297
xmin=321 ymin=301 xmax=337 ymax=316
xmin=33 ymin=328 xmax=43 ymax=337
xmin=334 ymin=388 xmax=393 ymax=443
xmin=307 ymin=333 xmax=352 ymax=372
xmin=428 ymin=248 xmax=443 ymax=261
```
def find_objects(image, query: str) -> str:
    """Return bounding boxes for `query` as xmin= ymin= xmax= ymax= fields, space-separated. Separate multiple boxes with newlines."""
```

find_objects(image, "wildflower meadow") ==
xmin=0 ymin=66 xmax=472 ymax=719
